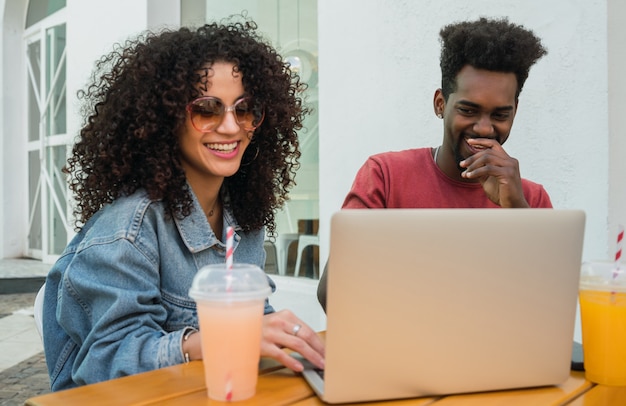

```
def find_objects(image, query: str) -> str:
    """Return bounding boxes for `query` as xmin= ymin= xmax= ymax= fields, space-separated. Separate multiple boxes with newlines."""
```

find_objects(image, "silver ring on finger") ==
xmin=292 ymin=323 xmax=302 ymax=337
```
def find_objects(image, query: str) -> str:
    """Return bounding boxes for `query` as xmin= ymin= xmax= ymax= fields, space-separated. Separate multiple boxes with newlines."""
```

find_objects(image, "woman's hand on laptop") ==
xmin=261 ymin=309 xmax=326 ymax=372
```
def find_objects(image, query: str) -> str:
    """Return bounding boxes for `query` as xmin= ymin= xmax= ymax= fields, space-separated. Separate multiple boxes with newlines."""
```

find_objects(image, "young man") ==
xmin=318 ymin=17 xmax=552 ymax=310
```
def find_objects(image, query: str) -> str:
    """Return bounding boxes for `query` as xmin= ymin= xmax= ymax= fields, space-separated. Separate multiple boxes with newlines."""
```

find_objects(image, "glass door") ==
xmin=24 ymin=11 xmax=70 ymax=263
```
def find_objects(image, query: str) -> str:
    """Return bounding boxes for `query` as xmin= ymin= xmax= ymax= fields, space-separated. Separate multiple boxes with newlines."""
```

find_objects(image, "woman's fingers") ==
xmin=261 ymin=310 xmax=325 ymax=371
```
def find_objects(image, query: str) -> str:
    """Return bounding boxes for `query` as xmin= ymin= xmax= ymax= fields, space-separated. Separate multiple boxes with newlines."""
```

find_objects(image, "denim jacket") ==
xmin=42 ymin=189 xmax=275 ymax=391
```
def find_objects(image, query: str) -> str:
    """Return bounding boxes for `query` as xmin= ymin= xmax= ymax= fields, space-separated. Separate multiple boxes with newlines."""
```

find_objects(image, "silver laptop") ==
xmin=302 ymin=209 xmax=585 ymax=404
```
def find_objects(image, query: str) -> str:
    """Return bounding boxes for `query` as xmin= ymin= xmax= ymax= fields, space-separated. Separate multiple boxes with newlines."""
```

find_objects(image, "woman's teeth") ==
xmin=206 ymin=142 xmax=237 ymax=152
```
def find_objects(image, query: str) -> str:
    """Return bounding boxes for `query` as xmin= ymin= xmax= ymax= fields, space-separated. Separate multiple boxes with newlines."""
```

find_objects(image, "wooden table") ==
xmin=24 ymin=331 xmax=624 ymax=406
xmin=25 ymin=359 xmax=624 ymax=406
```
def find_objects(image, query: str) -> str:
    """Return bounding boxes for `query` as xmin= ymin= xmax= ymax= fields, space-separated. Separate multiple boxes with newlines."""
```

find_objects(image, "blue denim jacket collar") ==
xmin=173 ymin=188 xmax=241 ymax=253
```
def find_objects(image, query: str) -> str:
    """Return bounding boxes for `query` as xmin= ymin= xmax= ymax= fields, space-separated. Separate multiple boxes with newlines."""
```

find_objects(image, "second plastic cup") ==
xmin=579 ymin=261 xmax=626 ymax=385
xmin=189 ymin=263 xmax=271 ymax=401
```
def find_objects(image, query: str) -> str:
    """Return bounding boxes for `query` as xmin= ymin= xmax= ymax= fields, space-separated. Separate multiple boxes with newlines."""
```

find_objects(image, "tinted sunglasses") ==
xmin=186 ymin=96 xmax=265 ymax=133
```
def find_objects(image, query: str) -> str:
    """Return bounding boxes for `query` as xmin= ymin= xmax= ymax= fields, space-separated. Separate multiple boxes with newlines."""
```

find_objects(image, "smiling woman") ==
xmin=177 ymin=61 xmax=262 ymax=238
xmin=41 ymin=17 xmax=325 ymax=392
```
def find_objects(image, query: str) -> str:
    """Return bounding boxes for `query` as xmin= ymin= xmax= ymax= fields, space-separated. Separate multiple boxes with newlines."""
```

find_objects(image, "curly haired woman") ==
xmin=42 ymin=18 xmax=324 ymax=391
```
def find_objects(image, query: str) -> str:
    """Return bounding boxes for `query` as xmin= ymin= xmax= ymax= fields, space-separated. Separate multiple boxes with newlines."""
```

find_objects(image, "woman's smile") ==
xmin=206 ymin=141 xmax=238 ymax=152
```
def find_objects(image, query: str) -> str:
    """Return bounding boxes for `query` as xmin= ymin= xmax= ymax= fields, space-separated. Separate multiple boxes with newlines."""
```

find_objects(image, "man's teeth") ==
xmin=206 ymin=142 xmax=237 ymax=151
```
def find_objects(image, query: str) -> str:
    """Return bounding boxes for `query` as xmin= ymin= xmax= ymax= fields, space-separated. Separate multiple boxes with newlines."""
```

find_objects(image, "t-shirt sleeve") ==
xmin=342 ymin=158 xmax=387 ymax=208
xmin=531 ymin=187 xmax=553 ymax=208
xmin=523 ymin=181 xmax=553 ymax=208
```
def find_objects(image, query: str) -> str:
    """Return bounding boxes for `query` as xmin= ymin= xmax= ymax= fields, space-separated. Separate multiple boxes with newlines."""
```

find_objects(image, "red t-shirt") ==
xmin=342 ymin=148 xmax=552 ymax=209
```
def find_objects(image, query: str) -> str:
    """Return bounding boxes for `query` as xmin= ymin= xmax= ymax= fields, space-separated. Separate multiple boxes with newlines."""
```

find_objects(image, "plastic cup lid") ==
xmin=580 ymin=261 xmax=626 ymax=292
xmin=189 ymin=263 xmax=271 ymax=301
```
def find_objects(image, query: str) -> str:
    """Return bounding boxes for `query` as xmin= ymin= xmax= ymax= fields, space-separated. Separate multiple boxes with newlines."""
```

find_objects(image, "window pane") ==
xmin=48 ymin=145 xmax=68 ymax=254
xmin=27 ymin=40 xmax=41 ymax=142
xmin=29 ymin=151 xmax=42 ymax=251
xmin=26 ymin=0 xmax=66 ymax=28
xmin=46 ymin=24 xmax=67 ymax=136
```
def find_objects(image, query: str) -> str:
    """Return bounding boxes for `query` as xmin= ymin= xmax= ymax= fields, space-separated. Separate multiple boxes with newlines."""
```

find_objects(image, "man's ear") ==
xmin=433 ymin=89 xmax=446 ymax=119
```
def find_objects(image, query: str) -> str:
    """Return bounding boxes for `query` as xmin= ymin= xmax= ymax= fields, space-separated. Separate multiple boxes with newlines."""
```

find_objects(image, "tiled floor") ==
xmin=0 ymin=259 xmax=51 ymax=405
xmin=0 ymin=260 xmax=49 ymax=371
xmin=0 ymin=311 xmax=43 ymax=371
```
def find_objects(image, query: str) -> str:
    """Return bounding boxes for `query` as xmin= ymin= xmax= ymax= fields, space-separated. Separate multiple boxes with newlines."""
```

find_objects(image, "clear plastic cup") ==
xmin=189 ymin=263 xmax=271 ymax=401
xmin=579 ymin=261 xmax=626 ymax=385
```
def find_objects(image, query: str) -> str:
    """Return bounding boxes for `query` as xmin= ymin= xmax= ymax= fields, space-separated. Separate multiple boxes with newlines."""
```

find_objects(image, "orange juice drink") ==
xmin=196 ymin=299 xmax=265 ymax=401
xmin=189 ymin=264 xmax=271 ymax=401
xmin=579 ymin=262 xmax=626 ymax=386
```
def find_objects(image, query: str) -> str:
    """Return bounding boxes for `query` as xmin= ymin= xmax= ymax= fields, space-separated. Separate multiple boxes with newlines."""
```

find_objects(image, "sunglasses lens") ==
xmin=234 ymin=98 xmax=264 ymax=130
xmin=189 ymin=98 xmax=224 ymax=132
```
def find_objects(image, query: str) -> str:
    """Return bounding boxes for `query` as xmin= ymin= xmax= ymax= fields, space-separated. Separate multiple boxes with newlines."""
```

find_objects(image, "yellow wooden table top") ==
xmin=26 ymin=362 xmax=601 ymax=406
xmin=567 ymin=383 xmax=626 ymax=405
xmin=26 ymin=330 xmax=615 ymax=406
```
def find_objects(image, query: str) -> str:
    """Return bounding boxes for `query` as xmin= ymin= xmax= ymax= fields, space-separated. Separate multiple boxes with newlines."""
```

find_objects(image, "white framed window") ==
xmin=23 ymin=2 xmax=70 ymax=262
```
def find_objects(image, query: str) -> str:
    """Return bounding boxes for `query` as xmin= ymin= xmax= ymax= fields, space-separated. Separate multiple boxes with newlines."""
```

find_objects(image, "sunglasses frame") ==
xmin=186 ymin=96 xmax=265 ymax=133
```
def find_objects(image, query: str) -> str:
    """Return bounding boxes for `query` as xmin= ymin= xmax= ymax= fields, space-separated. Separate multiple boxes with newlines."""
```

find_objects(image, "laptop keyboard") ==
xmin=315 ymin=368 xmax=325 ymax=379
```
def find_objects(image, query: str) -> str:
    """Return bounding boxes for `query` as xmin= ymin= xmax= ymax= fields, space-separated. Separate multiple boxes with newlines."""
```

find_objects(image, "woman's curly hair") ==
xmin=439 ymin=17 xmax=547 ymax=100
xmin=66 ymin=17 xmax=306 ymax=237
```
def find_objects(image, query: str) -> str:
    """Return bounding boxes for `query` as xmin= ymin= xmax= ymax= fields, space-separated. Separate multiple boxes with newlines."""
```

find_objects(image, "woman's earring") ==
xmin=437 ymin=113 xmax=443 ymax=119
xmin=247 ymin=131 xmax=254 ymax=140
xmin=241 ymin=143 xmax=260 ymax=166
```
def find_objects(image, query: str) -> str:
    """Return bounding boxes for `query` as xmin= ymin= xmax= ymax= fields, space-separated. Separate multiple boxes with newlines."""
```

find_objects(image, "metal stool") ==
xmin=275 ymin=233 xmax=299 ymax=275
xmin=293 ymin=234 xmax=320 ymax=278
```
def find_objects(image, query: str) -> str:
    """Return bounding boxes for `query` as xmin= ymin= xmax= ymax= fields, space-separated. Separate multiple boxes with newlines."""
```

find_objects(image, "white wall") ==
xmin=608 ymin=0 xmax=626 ymax=257
xmin=0 ymin=0 xmax=28 ymax=258
xmin=318 ymin=0 xmax=621 ymax=268
xmin=62 ymin=0 xmax=181 ymax=236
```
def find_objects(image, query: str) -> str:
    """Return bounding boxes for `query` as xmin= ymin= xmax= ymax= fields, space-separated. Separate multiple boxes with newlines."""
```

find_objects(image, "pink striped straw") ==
xmin=225 ymin=372 xmax=233 ymax=401
xmin=224 ymin=228 xmax=235 ymax=396
xmin=226 ymin=226 xmax=234 ymax=270
xmin=615 ymin=224 xmax=624 ymax=276
xmin=609 ymin=224 xmax=624 ymax=304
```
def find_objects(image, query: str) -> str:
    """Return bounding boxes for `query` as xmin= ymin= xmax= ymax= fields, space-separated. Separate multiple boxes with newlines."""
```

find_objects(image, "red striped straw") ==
xmin=226 ymin=226 xmax=234 ymax=270
xmin=610 ymin=224 xmax=624 ymax=304
xmin=224 ymin=228 xmax=234 ymax=399
xmin=615 ymin=224 xmax=624 ymax=276
xmin=225 ymin=226 xmax=234 ymax=293
xmin=225 ymin=372 xmax=233 ymax=401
